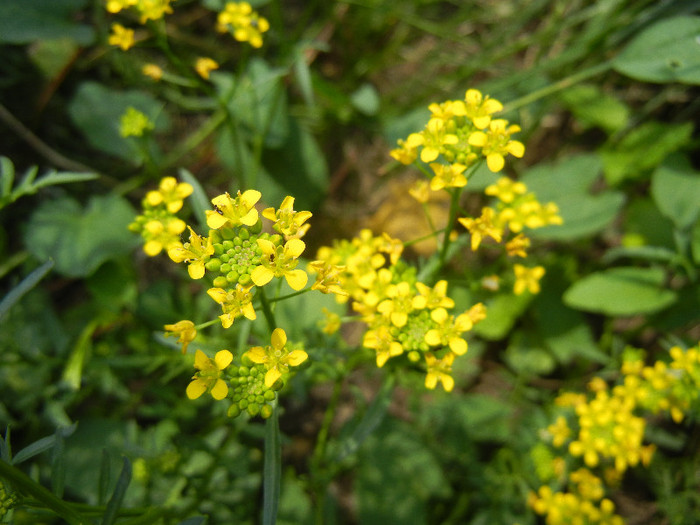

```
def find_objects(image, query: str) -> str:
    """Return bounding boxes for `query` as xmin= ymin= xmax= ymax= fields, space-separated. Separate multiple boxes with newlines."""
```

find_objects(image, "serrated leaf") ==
xmin=25 ymin=194 xmax=137 ymax=278
xmin=614 ymin=16 xmax=700 ymax=84
xmin=651 ymin=154 xmax=700 ymax=229
xmin=564 ymin=267 xmax=677 ymax=316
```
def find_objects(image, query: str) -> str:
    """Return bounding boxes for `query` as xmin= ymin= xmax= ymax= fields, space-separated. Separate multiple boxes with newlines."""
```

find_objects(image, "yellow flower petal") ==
xmin=251 ymin=265 xmax=274 ymax=287
xmin=194 ymin=349 xmax=209 ymax=370
xmin=210 ymin=379 xmax=229 ymax=400
xmin=264 ymin=368 xmax=282 ymax=388
xmin=271 ymin=328 xmax=287 ymax=349
xmin=245 ymin=346 xmax=267 ymax=363
xmin=286 ymin=349 xmax=308 ymax=367
xmin=284 ymin=269 xmax=308 ymax=291
xmin=186 ymin=379 xmax=207 ymax=400
xmin=285 ymin=239 xmax=306 ymax=258
xmin=214 ymin=349 xmax=233 ymax=370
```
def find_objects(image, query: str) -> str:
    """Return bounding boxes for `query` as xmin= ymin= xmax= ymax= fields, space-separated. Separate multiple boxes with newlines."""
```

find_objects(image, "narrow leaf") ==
xmin=0 ymin=259 xmax=54 ymax=322
xmin=98 ymin=449 xmax=112 ymax=506
xmin=263 ymin=402 xmax=281 ymax=525
xmin=102 ymin=456 xmax=132 ymax=525
xmin=51 ymin=427 xmax=67 ymax=498
xmin=12 ymin=424 xmax=77 ymax=465
xmin=178 ymin=168 xmax=209 ymax=230
xmin=1 ymin=156 xmax=15 ymax=196
xmin=32 ymin=171 xmax=98 ymax=190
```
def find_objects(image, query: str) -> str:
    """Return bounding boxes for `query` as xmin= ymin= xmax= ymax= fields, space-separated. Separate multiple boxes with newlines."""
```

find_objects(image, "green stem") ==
xmin=266 ymin=287 xmax=312 ymax=303
xmin=0 ymin=460 xmax=89 ymax=525
xmin=257 ymin=287 xmax=277 ymax=334
xmin=435 ymin=187 xmax=462 ymax=277
xmin=502 ymin=60 xmax=613 ymax=113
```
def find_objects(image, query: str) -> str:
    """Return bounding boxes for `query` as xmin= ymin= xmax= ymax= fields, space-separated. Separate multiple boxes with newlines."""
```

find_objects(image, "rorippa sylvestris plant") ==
xmin=529 ymin=342 xmax=700 ymax=524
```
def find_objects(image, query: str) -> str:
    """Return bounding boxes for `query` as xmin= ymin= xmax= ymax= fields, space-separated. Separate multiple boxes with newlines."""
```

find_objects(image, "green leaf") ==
xmin=614 ymin=16 xmax=700 ymax=84
xmin=62 ymin=319 xmax=100 ymax=390
xmin=563 ymin=266 xmax=677 ymax=315
xmin=471 ymin=291 xmax=532 ymax=341
xmin=11 ymin=424 xmax=76 ymax=465
xmin=101 ymin=456 xmax=132 ymax=525
xmin=693 ymin=220 xmax=700 ymax=265
xmin=522 ymin=154 xmax=625 ymax=240
xmin=263 ymin=404 xmax=281 ymax=525
xmin=651 ymin=154 xmax=700 ymax=229
xmin=25 ymin=194 xmax=137 ymax=278
xmin=601 ymin=121 xmax=693 ymax=186
xmin=505 ymin=332 xmax=556 ymax=376
xmin=350 ymin=83 xmax=381 ymax=116
xmin=0 ymin=259 xmax=54 ymax=322
xmin=68 ymin=82 xmax=169 ymax=162
xmin=0 ymin=0 xmax=94 ymax=45
xmin=558 ymin=84 xmax=629 ymax=134
xmin=178 ymin=168 xmax=210 ymax=230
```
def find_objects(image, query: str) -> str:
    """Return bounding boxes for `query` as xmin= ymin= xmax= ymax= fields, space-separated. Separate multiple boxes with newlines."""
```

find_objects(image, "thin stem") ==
xmin=257 ymin=286 xmax=277 ymax=335
xmin=263 ymin=401 xmax=281 ymax=525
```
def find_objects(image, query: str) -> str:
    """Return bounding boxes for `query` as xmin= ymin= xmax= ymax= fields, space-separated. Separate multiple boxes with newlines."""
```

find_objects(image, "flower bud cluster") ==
xmin=0 ymin=479 xmax=19 ymax=520
xmin=226 ymin=363 xmax=280 ymax=419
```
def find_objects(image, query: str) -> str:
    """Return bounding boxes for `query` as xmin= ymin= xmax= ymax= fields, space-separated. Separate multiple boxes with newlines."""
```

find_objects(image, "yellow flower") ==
xmin=142 ymin=63 xmax=163 ymax=80
xmin=186 ymin=349 xmax=233 ymax=400
xmin=505 ymin=233 xmax=530 ymax=258
xmin=119 ymin=106 xmax=153 ymax=137
xmin=251 ymin=238 xmax=308 ymax=291
xmin=458 ymin=207 xmax=503 ymax=251
xmin=363 ymin=324 xmax=403 ymax=367
xmin=429 ymin=162 xmax=467 ymax=191
xmin=164 ymin=320 xmax=197 ymax=354
xmin=408 ymin=178 xmax=430 ymax=203
xmin=244 ymin=328 xmax=308 ymax=387
xmin=145 ymin=176 xmax=193 ymax=213
xmin=142 ymin=217 xmax=186 ymax=256
xmin=217 ymin=2 xmax=270 ymax=48
xmin=136 ymin=0 xmax=174 ymax=23
xmin=424 ymin=307 xmax=472 ymax=355
xmin=195 ymin=57 xmax=219 ymax=80
xmin=205 ymin=190 xmax=261 ymax=229
xmin=108 ymin=23 xmax=135 ymax=51
xmin=460 ymin=89 xmax=503 ymax=128
xmin=308 ymin=260 xmax=349 ymax=297
xmin=413 ymin=280 xmax=454 ymax=310
xmin=106 ymin=0 xmax=137 ymax=14
xmin=485 ymin=176 xmax=527 ymax=203
xmin=468 ymin=119 xmax=524 ymax=172
xmin=319 ymin=307 xmax=341 ymax=335
xmin=168 ymin=227 xmax=214 ymax=279
xmin=390 ymin=138 xmax=418 ymax=165
xmin=376 ymin=281 xmax=415 ymax=328
xmin=547 ymin=416 xmax=571 ymax=448
xmin=207 ymin=284 xmax=256 ymax=328
xmin=513 ymin=264 xmax=545 ymax=295
xmin=424 ymin=352 xmax=455 ymax=392
xmin=406 ymin=118 xmax=459 ymax=163
xmin=262 ymin=196 xmax=313 ymax=240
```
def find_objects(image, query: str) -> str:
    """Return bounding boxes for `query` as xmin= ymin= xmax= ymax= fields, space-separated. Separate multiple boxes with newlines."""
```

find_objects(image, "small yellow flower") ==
xmin=363 ymin=324 xmax=403 ymax=367
xmin=319 ymin=307 xmax=341 ymax=335
xmin=244 ymin=328 xmax=308 ymax=387
xmin=164 ymin=320 xmax=197 ymax=354
xmin=429 ymin=162 xmax=467 ymax=191
xmin=136 ymin=0 xmax=174 ymax=23
xmin=207 ymin=284 xmax=256 ymax=328
xmin=168 ymin=227 xmax=214 ymax=279
xmin=142 ymin=63 xmax=163 ymax=80
xmin=468 ymin=119 xmax=524 ymax=172
xmin=413 ymin=280 xmax=454 ymax=310
xmin=406 ymin=118 xmax=459 ymax=163
xmin=376 ymin=281 xmax=415 ymax=328
xmin=145 ymin=176 xmax=193 ymax=213
xmin=513 ymin=264 xmax=545 ymax=295
xmin=262 ymin=196 xmax=313 ymax=240
xmin=505 ymin=233 xmax=530 ymax=258
xmin=106 ymin=0 xmax=136 ymax=14
xmin=251 ymin=238 xmax=308 ymax=291
xmin=142 ymin=217 xmax=186 ymax=256
xmin=424 ymin=307 xmax=472 ymax=355
xmin=462 ymin=89 xmax=503 ymax=129
xmin=186 ymin=349 xmax=233 ymax=400
xmin=308 ymin=260 xmax=349 ymax=297
xmin=458 ymin=207 xmax=503 ymax=251
xmin=390 ymin=138 xmax=418 ymax=165
xmin=408 ymin=179 xmax=430 ymax=203
xmin=195 ymin=57 xmax=219 ymax=80
xmin=205 ymin=190 xmax=261 ymax=229
xmin=119 ymin=106 xmax=154 ymax=137
xmin=217 ymin=2 xmax=270 ymax=48
xmin=424 ymin=352 xmax=455 ymax=392
xmin=486 ymin=176 xmax=528 ymax=203
xmin=108 ymin=23 xmax=135 ymax=51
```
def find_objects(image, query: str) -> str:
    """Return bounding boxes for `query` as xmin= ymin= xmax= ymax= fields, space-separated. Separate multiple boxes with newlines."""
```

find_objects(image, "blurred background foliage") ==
xmin=1 ymin=0 xmax=699 ymax=523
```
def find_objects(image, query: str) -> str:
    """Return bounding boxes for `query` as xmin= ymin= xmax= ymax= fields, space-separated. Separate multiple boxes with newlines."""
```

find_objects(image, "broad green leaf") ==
xmin=651 ymin=154 xmax=700 ymax=229
xmin=558 ymin=84 xmax=629 ymax=134
xmin=0 ymin=0 xmax=94 ymax=45
xmin=28 ymin=37 xmax=80 ymax=79
xmin=601 ymin=121 xmax=693 ymax=185
xmin=68 ymin=82 xmax=169 ymax=162
xmin=614 ymin=16 xmax=700 ymax=84
xmin=564 ymin=267 xmax=677 ymax=316
xmin=505 ymin=332 xmax=556 ymax=376
xmin=25 ymin=194 xmax=137 ymax=277
xmin=623 ymin=197 xmax=676 ymax=250
xmin=522 ymin=153 xmax=625 ymax=240
xmin=472 ymin=292 xmax=532 ymax=340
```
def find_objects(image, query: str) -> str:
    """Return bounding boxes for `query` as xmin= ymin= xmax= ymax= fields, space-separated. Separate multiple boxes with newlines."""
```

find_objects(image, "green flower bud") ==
xmin=239 ymin=273 xmax=252 ymax=285
xmin=213 ymin=243 xmax=225 ymax=255
xmin=219 ymin=254 xmax=230 ymax=263
xmin=239 ymin=228 xmax=250 ymax=240
xmin=222 ymin=240 xmax=234 ymax=251
xmin=205 ymin=258 xmax=222 ymax=272
xmin=249 ymin=217 xmax=263 ymax=234
xmin=226 ymin=270 xmax=240 ymax=283
xmin=213 ymin=276 xmax=228 ymax=288
xmin=238 ymin=366 xmax=250 ymax=377
xmin=408 ymin=350 xmax=421 ymax=362
xmin=228 ymin=404 xmax=241 ymax=418
xmin=239 ymin=399 xmax=249 ymax=409
xmin=247 ymin=403 xmax=260 ymax=417
xmin=261 ymin=405 xmax=273 ymax=419
xmin=219 ymin=263 xmax=232 ymax=273
xmin=264 ymin=390 xmax=276 ymax=401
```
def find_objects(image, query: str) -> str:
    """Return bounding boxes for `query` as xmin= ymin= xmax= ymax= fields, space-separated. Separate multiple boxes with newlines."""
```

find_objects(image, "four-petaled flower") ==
xmin=251 ymin=238 xmax=308 ymax=291
xmin=244 ymin=328 xmax=308 ymax=387
xmin=206 ymin=190 xmax=261 ymax=229
xmin=424 ymin=307 xmax=472 ymax=355
xmin=458 ymin=207 xmax=503 ymax=251
xmin=262 ymin=196 xmax=313 ymax=240
xmin=425 ymin=352 xmax=455 ymax=392
xmin=145 ymin=177 xmax=193 ymax=213
xmin=468 ymin=119 xmax=525 ymax=172
xmin=186 ymin=349 xmax=233 ymax=400
xmin=513 ymin=264 xmax=545 ymax=295
xmin=168 ymin=227 xmax=215 ymax=279
xmin=363 ymin=324 xmax=403 ymax=367
xmin=108 ymin=23 xmax=135 ymax=51
xmin=207 ymin=284 xmax=257 ymax=328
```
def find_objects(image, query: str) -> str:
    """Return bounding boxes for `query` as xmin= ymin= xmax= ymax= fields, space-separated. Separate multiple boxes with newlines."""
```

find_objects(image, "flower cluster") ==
xmin=216 ymin=2 xmax=270 ymax=48
xmin=119 ymin=107 xmax=154 ymax=138
xmin=105 ymin=0 xmax=175 ymax=24
xmin=529 ymin=342 xmax=700 ymax=524
xmin=315 ymin=229 xmax=485 ymax=391
xmin=128 ymin=177 xmax=192 ymax=256
xmin=390 ymin=89 xmax=523 ymax=172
